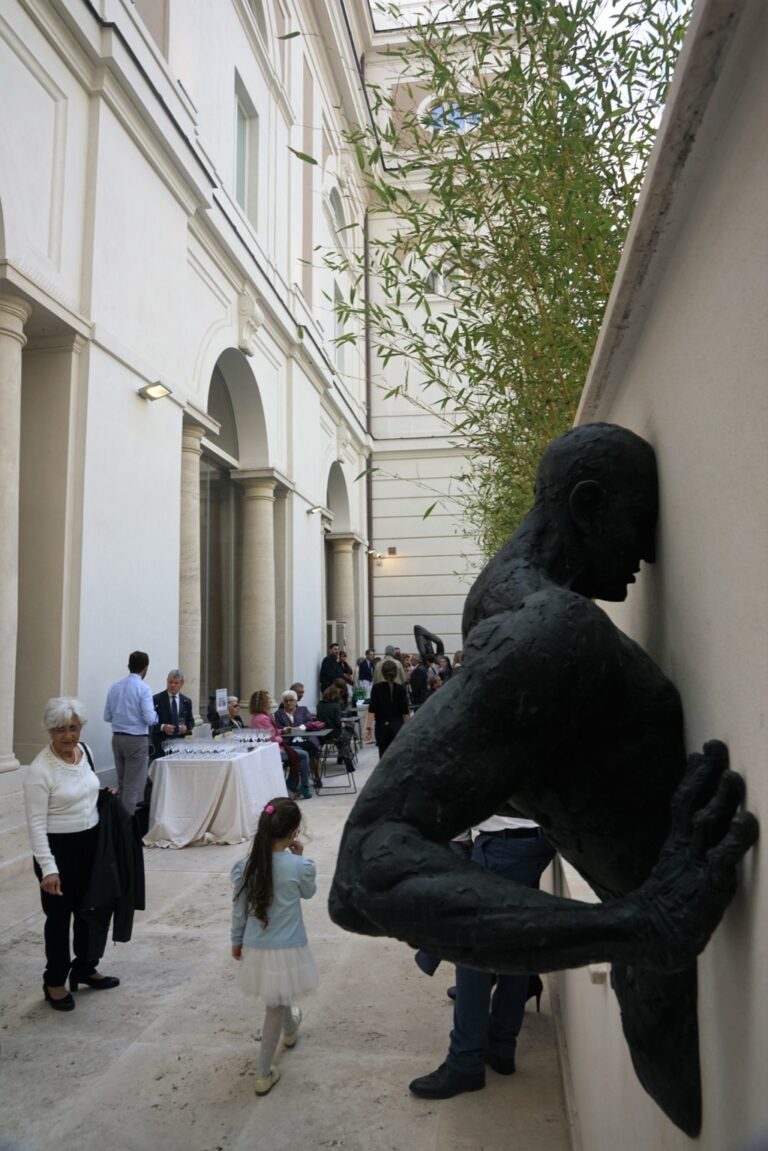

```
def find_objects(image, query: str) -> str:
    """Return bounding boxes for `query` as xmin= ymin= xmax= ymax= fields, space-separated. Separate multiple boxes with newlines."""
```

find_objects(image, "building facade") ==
xmin=0 ymin=0 xmax=479 ymax=778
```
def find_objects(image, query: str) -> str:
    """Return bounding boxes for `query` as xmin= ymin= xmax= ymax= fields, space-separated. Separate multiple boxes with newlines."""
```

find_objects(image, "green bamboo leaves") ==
xmin=326 ymin=0 xmax=692 ymax=554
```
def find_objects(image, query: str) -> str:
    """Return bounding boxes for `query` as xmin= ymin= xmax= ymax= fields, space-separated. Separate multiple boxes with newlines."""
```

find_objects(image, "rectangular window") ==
xmin=234 ymin=77 xmax=259 ymax=226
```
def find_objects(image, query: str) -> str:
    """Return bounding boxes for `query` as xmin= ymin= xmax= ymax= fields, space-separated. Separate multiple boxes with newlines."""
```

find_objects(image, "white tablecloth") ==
xmin=144 ymin=743 xmax=286 ymax=848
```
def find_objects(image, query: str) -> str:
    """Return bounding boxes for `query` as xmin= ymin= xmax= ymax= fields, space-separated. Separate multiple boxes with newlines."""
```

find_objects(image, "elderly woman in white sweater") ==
xmin=23 ymin=697 xmax=118 ymax=1012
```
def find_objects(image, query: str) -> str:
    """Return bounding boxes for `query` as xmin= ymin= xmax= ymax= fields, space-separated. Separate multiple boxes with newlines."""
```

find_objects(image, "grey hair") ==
xmin=42 ymin=697 xmax=87 ymax=731
xmin=282 ymin=690 xmax=298 ymax=702
xmin=227 ymin=695 xmax=239 ymax=703
xmin=167 ymin=669 xmax=185 ymax=681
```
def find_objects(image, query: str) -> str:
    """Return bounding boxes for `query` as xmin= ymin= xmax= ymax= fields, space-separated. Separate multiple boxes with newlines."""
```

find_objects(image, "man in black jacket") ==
xmin=152 ymin=669 xmax=195 ymax=758
xmin=319 ymin=643 xmax=345 ymax=693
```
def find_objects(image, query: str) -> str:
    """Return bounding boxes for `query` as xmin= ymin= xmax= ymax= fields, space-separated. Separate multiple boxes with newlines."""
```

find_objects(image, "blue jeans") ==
xmin=282 ymin=746 xmax=311 ymax=790
xmin=447 ymin=830 xmax=555 ymax=1076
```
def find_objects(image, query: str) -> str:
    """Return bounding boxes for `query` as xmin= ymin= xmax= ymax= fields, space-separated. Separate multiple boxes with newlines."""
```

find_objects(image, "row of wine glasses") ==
xmin=162 ymin=739 xmax=240 ymax=757
xmin=232 ymin=729 xmax=273 ymax=745
xmin=161 ymin=731 xmax=274 ymax=757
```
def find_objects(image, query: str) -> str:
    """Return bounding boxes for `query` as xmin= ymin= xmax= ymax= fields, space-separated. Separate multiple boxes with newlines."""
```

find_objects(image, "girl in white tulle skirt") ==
xmin=231 ymin=797 xmax=319 ymax=1095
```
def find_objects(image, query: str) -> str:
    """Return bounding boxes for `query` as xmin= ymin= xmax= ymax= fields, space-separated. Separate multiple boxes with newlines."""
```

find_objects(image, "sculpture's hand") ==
xmin=640 ymin=741 xmax=758 ymax=972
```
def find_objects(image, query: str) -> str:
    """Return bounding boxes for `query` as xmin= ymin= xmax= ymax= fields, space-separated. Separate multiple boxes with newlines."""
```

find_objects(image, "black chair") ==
xmin=318 ymin=733 xmax=357 ymax=794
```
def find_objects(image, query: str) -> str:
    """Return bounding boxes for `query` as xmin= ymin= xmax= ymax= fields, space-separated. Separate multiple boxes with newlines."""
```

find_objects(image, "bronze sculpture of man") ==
xmin=329 ymin=422 xmax=758 ymax=1135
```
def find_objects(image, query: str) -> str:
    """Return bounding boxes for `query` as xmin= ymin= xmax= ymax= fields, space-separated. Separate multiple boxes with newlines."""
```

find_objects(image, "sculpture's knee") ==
xmin=328 ymin=879 xmax=377 ymax=935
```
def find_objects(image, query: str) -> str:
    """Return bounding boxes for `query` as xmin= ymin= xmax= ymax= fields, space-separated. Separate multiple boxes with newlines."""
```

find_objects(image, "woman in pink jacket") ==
xmin=249 ymin=691 xmax=313 ymax=800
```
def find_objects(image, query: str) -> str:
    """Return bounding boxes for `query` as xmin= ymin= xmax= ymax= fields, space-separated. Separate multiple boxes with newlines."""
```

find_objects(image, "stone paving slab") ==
xmin=0 ymin=746 xmax=571 ymax=1151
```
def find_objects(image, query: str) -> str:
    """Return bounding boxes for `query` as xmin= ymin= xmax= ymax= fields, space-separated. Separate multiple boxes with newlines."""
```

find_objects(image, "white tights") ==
xmin=258 ymin=1005 xmax=295 ymax=1076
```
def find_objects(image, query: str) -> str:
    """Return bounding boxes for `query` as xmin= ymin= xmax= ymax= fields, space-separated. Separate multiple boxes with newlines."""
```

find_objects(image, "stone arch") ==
xmin=326 ymin=460 xmax=350 ymax=531
xmin=206 ymin=346 xmax=268 ymax=467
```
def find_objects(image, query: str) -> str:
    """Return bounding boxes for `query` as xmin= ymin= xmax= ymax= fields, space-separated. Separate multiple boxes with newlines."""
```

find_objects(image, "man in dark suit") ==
xmin=152 ymin=669 xmax=194 ymax=758
xmin=357 ymin=649 xmax=376 ymax=697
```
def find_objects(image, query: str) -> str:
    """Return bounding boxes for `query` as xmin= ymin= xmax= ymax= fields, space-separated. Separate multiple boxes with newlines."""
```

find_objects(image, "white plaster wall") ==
xmin=563 ymin=4 xmax=768 ymax=1148
xmin=0 ymin=3 xmax=90 ymax=311
xmin=371 ymin=450 xmax=481 ymax=655
xmin=77 ymin=345 xmax=183 ymax=768
xmin=90 ymin=102 xmax=188 ymax=379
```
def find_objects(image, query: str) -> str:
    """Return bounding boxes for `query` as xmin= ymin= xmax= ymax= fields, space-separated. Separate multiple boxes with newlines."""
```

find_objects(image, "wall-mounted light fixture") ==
xmin=138 ymin=381 xmax=172 ymax=401
xmin=367 ymin=547 xmax=383 ymax=566
xmin=307 ymin=505 xmax=323 ymax=515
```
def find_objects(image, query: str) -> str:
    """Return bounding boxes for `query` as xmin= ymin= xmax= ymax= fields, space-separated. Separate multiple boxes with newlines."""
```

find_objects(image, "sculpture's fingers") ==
xmin=706 ymin=812 xmax=760 ymax=892
xmin=671 ymin=744 xmax=728 ymax=831
xmin=691 ymin=770 xmax=745 ymax=855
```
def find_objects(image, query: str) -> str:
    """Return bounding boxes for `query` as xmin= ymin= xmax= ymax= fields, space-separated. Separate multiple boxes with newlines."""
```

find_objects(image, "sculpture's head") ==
xmin=536 ymin=423 xmax=658 ymax=601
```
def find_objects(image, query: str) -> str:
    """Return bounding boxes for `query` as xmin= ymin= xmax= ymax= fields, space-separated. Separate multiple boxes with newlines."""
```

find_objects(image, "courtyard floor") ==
xmin=0 ymin=745 xmax=571 ymax=1151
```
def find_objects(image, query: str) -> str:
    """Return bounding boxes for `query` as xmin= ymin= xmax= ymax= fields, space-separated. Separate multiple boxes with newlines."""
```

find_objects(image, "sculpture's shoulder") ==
xmin=464 ymin=587 xmax=622 ymax=697
xmin=467 ymin=584 xmax=616 ymax=648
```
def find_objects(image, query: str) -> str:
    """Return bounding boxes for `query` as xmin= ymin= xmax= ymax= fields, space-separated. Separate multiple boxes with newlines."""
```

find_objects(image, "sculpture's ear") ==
xmin=568 ymin=480 xmax=606 ymax=532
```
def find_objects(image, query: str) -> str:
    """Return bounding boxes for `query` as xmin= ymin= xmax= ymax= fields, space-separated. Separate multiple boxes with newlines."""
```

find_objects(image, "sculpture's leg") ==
xmin=611 ymin=962 xmax=700 ymax=1136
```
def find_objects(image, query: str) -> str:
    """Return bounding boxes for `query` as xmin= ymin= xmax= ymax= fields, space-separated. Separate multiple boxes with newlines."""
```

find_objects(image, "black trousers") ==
xmin=375 ymin=717 xmax=404 ymax=759
xmin=33 ymin=825 xmax=110 ymax=986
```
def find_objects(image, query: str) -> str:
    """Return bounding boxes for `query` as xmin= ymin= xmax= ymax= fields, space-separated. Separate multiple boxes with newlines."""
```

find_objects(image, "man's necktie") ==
xmin=170 ymin=696 xmax=178 ymax=728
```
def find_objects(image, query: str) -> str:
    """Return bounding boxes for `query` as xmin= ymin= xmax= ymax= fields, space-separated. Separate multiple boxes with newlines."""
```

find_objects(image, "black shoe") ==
xmin=527 ymin=974 xmax=543 ymax=1012
xmin=485 ymin=1051 xmax=516 ymax=1076
xmin=69 ymin=973 xmax=120 ymax=992
xmin=446 ymin=985 xmax=456 ymax=1000
xmin=43 ymin=984 xmax=75 ymax=1012
xmin=409 ymin=1062 xmax=485 ymax=1099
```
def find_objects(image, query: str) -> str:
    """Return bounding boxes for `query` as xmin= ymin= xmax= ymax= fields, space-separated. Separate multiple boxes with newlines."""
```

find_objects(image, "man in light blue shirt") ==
xmin=104 ymin=651 xmax=157 ymax=814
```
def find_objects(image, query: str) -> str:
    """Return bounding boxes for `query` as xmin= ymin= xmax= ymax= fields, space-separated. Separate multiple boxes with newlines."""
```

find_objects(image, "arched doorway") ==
xmin=324 ymin=462 xmax=359 ymax=660
xmin=197 ymin=349 xmax=274 ymax=714
xmin=199 ymin=365 xmax=243 ymax=714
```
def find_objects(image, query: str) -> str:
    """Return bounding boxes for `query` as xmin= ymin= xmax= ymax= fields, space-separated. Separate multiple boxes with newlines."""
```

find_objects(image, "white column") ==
xmin=239 ymin=476 xmax=276 ymax=700
xmin=179 ymin=422 xmax=205 ymax=719
xmin=331 ymin=536 xmax=356 ymax=659
xmin=0 ymin=294 xmax=32 ymax=771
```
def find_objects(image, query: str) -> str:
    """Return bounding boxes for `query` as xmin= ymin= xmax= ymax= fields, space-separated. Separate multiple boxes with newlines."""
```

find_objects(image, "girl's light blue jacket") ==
xmin=231 ymin=852 xmax=316 ymax=949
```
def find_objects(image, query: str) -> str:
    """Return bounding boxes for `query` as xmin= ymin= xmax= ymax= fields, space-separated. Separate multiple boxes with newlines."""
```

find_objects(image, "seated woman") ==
xmin=274 ymin=690 xmax=322 ymax=789
xmin=365 ymin=659 xmax=410 ymax=759
xmin=249 ymin=690 xmax=313 ymax=800
xmin=211 ymin=696 xmax=245 ymax=734
xmin=23 ymin=697 xmax=119 ymax=1011
xmin=316 ymin=685 xmax=355 ymax=769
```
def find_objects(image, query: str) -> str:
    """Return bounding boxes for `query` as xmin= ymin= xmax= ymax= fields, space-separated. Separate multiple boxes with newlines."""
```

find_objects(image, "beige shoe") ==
xmin=254 ymin=1067 xmax=280 ymax=1095
xmin=283 ymin=1008 xmax=302 ymax=1048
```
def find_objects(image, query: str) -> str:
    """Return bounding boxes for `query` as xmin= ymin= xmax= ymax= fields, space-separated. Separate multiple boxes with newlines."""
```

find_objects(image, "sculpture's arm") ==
xmin=331 ymin=596 xmax=757 ymax=973
xmin=413 ymin=624 xmax=444 ymax=660
xmin=329 ymin=742 xmax=756 ymax=974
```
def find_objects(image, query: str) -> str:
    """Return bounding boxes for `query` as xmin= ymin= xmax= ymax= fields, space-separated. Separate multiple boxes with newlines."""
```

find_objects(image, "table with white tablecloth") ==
xmin=143 ymin=743 xmax=286 ymax=848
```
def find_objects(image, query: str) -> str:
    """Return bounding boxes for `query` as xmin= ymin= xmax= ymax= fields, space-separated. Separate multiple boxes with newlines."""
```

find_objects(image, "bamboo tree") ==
xmin=326 ymin=0 xmax=692 ymax=554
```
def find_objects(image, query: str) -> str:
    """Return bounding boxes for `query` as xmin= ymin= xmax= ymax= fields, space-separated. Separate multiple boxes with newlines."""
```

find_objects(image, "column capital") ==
xmin=330 ymin=536 xmax=356 ymax=555
xmin=234 ymin=472 xmax=277 ymax=499
xmin=0 ymin=294 xmax=33 ymax=346
xmin=233 ymin=466 xmax=294 ymax=493
xmin=326 ymin=532 xmax=366 ymax=550
xmin=181 ymin=422 xmax=206 ymax=455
